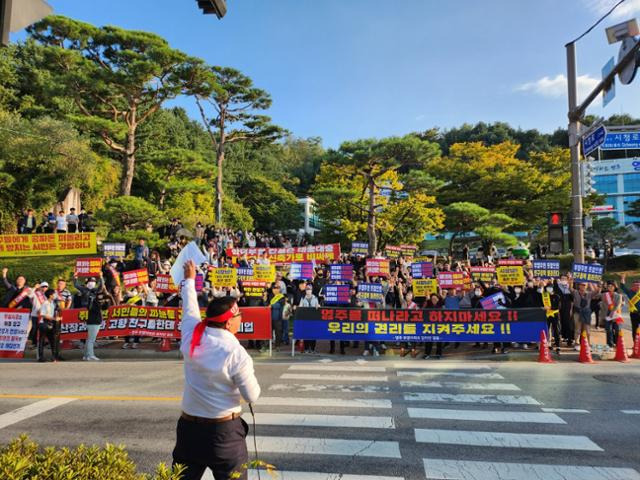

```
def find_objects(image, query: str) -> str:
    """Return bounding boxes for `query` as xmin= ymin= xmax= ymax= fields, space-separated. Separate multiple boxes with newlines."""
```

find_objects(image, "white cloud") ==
xmin=515 ymin=74 xmax=600 ymax=99
xmin=585 ymin=0 xmax=640 ymax=19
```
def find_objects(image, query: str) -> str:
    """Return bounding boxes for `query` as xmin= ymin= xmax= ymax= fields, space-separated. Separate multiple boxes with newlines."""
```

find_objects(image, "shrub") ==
xmin=0 ymin=435 xmax=184 ymax=480
xmin=607 ymin=254 xmax=640 ymax=271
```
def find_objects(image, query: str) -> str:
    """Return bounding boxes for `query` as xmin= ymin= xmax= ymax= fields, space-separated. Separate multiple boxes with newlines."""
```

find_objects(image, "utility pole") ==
xmin=566 ymin=42 xmax=585 ymax=263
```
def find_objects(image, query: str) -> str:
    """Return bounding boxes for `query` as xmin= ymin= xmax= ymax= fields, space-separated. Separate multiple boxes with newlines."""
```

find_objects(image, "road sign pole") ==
xmin=566 ymin=41 xmax=585 ymax=264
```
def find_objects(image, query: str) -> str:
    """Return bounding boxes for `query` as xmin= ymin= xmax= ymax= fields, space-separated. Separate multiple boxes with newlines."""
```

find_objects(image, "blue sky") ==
xmin=13 ymin=0 xmax=640 ymax=147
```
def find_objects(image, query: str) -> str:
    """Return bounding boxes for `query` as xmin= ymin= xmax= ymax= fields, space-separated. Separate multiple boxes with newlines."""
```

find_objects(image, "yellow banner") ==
xmin=209 ymin=267 xmax=238 ymax=287
xmin=253 ymin=264 xmax=276 ymax=283
xmin=496 ymin=266 xmax=525 ymax=286
xmin=413 ymin=278 xmax=438 ymax=297
xmin=0 ymin=233 xmax=97 ymax=257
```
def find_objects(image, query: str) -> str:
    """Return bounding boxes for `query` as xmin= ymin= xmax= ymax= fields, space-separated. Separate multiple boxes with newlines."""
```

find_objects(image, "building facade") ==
xmin=591 ymin=157 xmax=640 ymax=225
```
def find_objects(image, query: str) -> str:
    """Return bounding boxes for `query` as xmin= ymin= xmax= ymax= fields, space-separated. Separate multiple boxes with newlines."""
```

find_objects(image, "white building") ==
xmin=297 ymin=197 xmax=320 ymax=236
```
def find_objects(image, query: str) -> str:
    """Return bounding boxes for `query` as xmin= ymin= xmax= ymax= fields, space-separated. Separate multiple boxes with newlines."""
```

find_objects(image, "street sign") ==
xmin=601 ymin=131 xmax=640 ymax=150
xmin=582 ymin=125 xmax=607 ymax=156
xmin=618 ymin=36 xmax=640 ymax=85
xmin=602 ymin=57 xmax=616 ymax=107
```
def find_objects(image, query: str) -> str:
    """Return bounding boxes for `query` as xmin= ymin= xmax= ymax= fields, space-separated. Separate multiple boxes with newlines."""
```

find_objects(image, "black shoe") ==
xmin=422 ymin=354 xmax=431 ymax=359
xmin=501 ymin=348 xmax=509 ymax=354
xmin=37 ymin=358 xmax=45 ymax=363
xmin=340 ymin=349 xmax=346 ymax=355
xmin=329 ymin=348 xmax=335 ymax=354
xmin=433 ymin=354 xmax=442 ymax=359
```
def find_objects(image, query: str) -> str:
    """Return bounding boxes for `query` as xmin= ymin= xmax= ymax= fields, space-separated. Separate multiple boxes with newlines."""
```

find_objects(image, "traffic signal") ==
xmin=580 ymin=161 xmax=596 ymax=196
xmin=548 ymin=212 xmax=564 ymax=255
xmin=196 ymin=0 xmax=227 ymax=18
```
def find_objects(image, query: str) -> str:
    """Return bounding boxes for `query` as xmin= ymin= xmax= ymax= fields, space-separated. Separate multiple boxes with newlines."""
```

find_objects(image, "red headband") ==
xmin=190 ymin=303 xmax=240 ymax=357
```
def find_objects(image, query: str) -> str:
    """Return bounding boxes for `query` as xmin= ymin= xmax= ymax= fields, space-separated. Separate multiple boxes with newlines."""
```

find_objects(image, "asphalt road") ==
xmin=1 ymin=355 xmax=640 ymax=479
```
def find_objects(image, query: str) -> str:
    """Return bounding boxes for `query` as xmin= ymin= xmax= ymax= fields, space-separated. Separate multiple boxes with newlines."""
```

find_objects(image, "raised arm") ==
xmin=181 ymin=260 xmax=201 ymax=333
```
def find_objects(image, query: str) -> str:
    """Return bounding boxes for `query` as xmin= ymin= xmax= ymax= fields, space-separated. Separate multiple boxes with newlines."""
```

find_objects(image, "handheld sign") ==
xmin=366 ymin=259 xmax=390 ymax=278
xmin=123 ymin=269 xmax=149 ymax=288
xmin=357 ymin=283 xmax=384 ymax=303
xmin=572 ymin=263 xmax=603 ymax=283
xmin=411 ymin=262 xmax=434 ymax=279
xmin=324 ymin=284 xmax=351 ymax=305
xmin=289 ymin=262 xmax=314 ymax=280
xmin=75 ymin=258 xmax=102 ymax=277
xmin=532 ymin=260 xmax=560 ymax=279
xmin=329 ymin=264 xmax=353 ymax=281
xmin=351 ymin=242 xmax=369 ymax=255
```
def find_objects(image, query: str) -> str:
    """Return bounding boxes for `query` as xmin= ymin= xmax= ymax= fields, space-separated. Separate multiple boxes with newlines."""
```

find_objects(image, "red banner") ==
xmin=156 ymin=274 xmax=178 ymax=293
xmin=75 ymin=258 xmax=102 ymax=277
xmin=60 ymin=306 xmax=272 ymax=341
xmin=122 ymin=269 xmax=149 ymax=288
xmin=226 ymin=244 xmax=341 ymax=264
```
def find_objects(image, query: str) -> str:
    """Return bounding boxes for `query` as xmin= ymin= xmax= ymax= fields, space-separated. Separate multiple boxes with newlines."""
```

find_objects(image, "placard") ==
xmin=413 ymin=278 xmax=438 ymax=297
xmin=480 ymin=292 xmax=507 ymax=310
xmin=324 ymin=284 xmax=351 ymax=305
xmin=74 ymin=258 xmax=102 ymax=277
xmin=400 ymin=244 xmax=418 ymax=257
xmin=470 ymin=266 xmax=496 ymax=282
xmin=571 ymin=263 xmax=604 ymax=283
xmin=384 ymin=246 xmax=402 ymax=258
xmin=293 ymin=307 xmax=547 ymax=343
xmin=498 ymin=259 xmax=524 ymax=266
xmin=156 ymin=274 xmax=178 ymax=293
xmin=437 ymin=272 xmax=465 ymax=289
xmin=289 ymin=262 xmax=314 ymax=280
xmin=351 ymin=242 xmax=369 ymax=255
xmin=226 ymin=244 xmax=340 ymax=264
xmin=496 ymin=266 xmax=525 ymax=286
xmin=329 ymin=264 xmax=354 ymax=281
xmin=102 ymin=242 xmax=126 ymax=258
xmin=237 ymin=267 xmax=254 ymax=280
xmin=532 ymin=260 xmax=560 ymax=279
xmin=357 ymin=283 xmax=384 ymax=303
xmin=242 ymin=280 xmax=267 ymax=297
xmin=366 ymin=259 xmax=390 ymax=278
xmin=209 ymin=267 xmax=238 ymax=287
xmin=0 ymin=309 xmax=30 ymax=358
xmin=253 ymin=264 xmax=276 ymax=283
xmin=411 ymin=262 xmax=434 ymax=279
xmin=122 ymin=269 xmax=149 ymax=288
xmin=0 ymin=232 xmax=97 ymax=257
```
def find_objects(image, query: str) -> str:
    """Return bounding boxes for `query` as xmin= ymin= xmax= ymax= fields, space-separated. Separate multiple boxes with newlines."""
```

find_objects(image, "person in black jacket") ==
xmin=1 ymin=267 xmax=32 ymax=310
xmin=74 ymin=274 xmax=104 ymax=361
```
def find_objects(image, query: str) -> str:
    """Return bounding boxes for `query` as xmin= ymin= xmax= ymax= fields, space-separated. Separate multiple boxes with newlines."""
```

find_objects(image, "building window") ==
xmin=624 ymin=195 xmax=640 ymax=224
xmin=623 ymin=173 xmax=640 ymax=193
xmin=593 ymin=175 xmax=618 ymax=194
xmin=604 ymin=196 xmax=618 ymax=209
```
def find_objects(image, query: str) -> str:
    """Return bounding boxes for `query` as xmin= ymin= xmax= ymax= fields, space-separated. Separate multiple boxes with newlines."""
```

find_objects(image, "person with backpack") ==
xmin=73 ymin=274 xmax=104 ymax=361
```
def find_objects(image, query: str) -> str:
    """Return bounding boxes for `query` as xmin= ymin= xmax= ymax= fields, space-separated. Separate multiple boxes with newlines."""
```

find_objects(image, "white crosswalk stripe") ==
xmin=423 ymin=458 xmax=640 ymax=480
xmin=408 ymin=407 xmax=565 ymax=424
xmin=400 ymin=381 xmax=520 ymax=391
xmin=249 ymin=471 xmax=404 ymax=480
xmin=621 ymin=410 xmax=640 ymax=414
xmin=280 ymin=373 xmax=389 ymax=382
xmin=393 ymin=363 xmax=495 ymax=370
xmin=269 ymin=383 xmax=390 ymax=393
xmin=541 ymin=408 xmax=590 ymax=413
xmin=404 ymin=392 xmax=541 ymax=405
xmin=397 ymin=370 xmax=504 ymax=379
xmin=253 ymin=413 xmax=395 ymax=429
xmin=256 ymin=396 xmax=392 ymax=408
xmin=251 ymin=436 xmax=402 ymax=458
xmin=288 ymin=364 xmax=386 ymax=372
xmin=415 ymin=428 xmax=603 ymax=451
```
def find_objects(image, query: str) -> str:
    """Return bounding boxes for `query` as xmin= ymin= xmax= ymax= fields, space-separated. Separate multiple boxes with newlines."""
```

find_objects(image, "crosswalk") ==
xmin=236 ymin=361 xmax=640 ymax=480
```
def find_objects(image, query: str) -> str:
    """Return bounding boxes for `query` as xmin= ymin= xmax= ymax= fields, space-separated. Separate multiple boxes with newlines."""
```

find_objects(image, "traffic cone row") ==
xmin=614 ymin=329 xmax=629 ymax=363
xmin=631 ymin=327 xmax=640 ymax=360
xmin=578 ymin=330 xmax=594 ymax=363
xmin=538 ymin=330 xmax=554 ymax=364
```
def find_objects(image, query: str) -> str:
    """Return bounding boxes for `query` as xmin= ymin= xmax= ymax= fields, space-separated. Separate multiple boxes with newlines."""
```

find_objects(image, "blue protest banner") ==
xmin=351 ymin=242 xmax=369 ymax=255
xmin=329 ymin=264 xmax=354 ymax=281
xmin=323 ymin=284 xmax=351 ymax=305
xmin=357 ymin=283 xmax=384 ymax=303
xmin=289 ymin=262 xmax=314 ymax=280
xmin=571 ymin=263 xmax=604 ymax=283
xmin=293 ymin=307 xmax=546 ymax=343
xmin=532 ymin=260 xmax=560 ymax=279
xmin=411 ymin=262 xmax=434 ymax=279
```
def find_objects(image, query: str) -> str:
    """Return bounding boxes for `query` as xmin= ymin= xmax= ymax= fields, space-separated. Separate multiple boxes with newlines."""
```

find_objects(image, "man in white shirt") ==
xmin=172 ymin=260 xmax=260 ymax=480
xmin=55 ymin=210 xmax=67 ymax=233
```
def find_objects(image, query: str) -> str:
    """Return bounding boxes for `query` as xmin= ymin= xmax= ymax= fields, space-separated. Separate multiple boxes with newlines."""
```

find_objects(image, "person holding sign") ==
xmin=620 ymin=274 xmax=640 ymax=345
xmin=568 ymin=277 xmax=599 ymax=350
xmin=172 ymin=260 xmax=260 ymax=480
xmin=602 ymin=281 xmax=624 ymax=350
xmin=74 ymin=273 xmax=104 ymax=361
xmin=37 ymin=289 xmax=58 ymax=362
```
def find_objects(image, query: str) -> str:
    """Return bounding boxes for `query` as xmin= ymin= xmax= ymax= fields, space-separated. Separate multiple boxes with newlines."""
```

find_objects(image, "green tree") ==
xmin=586 ymin=217 xmax=634 ymax=266
xmin=187 ymin=66 xmax=285 ymax=224
xmin=95 ymin=196 xmax=165 ymax=232
xmin=628 ymin=198 xmax=640 ymax=223
xmin=323 ymin=135 xmax=441 ymax=255
xmin=443 ymin=202 xmax=489 ymax=255
xmin=27 ymin=15 xmax=201 ymax=195
xmin=235 ymin=174 xmax=301 ymax=231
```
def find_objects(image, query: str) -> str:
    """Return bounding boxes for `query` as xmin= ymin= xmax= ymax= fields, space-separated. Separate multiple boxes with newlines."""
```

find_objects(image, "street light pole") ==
xmin=566 ymin=41 xmax=585 ymax=263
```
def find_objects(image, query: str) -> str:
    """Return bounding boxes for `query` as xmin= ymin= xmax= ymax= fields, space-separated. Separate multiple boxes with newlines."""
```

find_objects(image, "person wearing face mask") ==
xmin=73 ymin=273 xmax=104 ymax=361
xmin=299 ymin=285 xmax=320 ymax=354
xmin=542 ymin=283 xmax=561 ymax=353
xmin=554 ymin=275 xmax=574 ymax=347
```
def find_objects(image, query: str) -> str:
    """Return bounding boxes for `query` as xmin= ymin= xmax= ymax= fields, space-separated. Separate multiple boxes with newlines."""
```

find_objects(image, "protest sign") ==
xmin=413 ymin=279 xmax=438 ymax=297
xmin=470 ymin=266 xmax=496 ymax=282
xmin=496 ymin=266 xmax=525 ymax=286
xmin=329 ymin=264 xmax=354 ymax=281
xmin=0 ymin=309 xmax=30 ymax=358
xmin=532 ymin=260 xmax=560 ymax=279
xmin=480 ymin=292 xmax=507 ymax=310
xmin=74 ymin=258 xmax=102 ymax=277
xmin=170 ymin=241 xmax=207 ymax=286
xmin=572 ymin=263 xmax=604 ymax=283
xmin=400 ymin=244 xmax=418 ymax=258
xmin=122 ymin=269 xmax=149 ymax=288
xmin=156 ymin=274 xmax=178 ymax=293
xmin=498 ymin=259 xmax=524 ymax=266
xmin=351 ymin=242 xmax=369 ymax=255
xmin=324 ymin=284 xmax=351 ymax=305
xmin=254 ymin=264 xmax=276 ymax=283
xmin=289 ymin=262 xmax=314 ymax=280
xmin=437 ymin=272 xmax=465 ymax=289
xmin=293 ymin=307 xmax=546 ymax=343
xmin=0 ymin=232 xmax=97 ymax=257
xmin=357 ymin=283 xmax=384 ymax=303
xmin=384 ymin=246 xmax=402 ymax=258
xmin=242 ymin=280 xmax=267 ymax=297
xmin=209 ymin=267 xmax=238 ymax=287
xmin=237 ymin=267 xmax=254 ymax=281
xmin=102 ymin=242 xmax=126 ymax=258
xmin=411 ymin=262 xmax=434 ymax=279
xmin=366 ymin=259 xmax=390 ymax=277
xmin=226 ymin=244 xmax=340 ymax=264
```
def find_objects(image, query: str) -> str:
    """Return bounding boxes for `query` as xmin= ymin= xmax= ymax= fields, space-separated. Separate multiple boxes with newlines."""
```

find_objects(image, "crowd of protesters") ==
xmin=16 ymin=208 xmax=95 ymax=234
xmin=1 ymin=221 xmax=638 ymax=362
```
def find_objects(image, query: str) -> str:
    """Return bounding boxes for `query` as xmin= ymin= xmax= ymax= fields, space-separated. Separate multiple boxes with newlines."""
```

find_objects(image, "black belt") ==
xmin=181 ymin=411 xmax=241 ymax=424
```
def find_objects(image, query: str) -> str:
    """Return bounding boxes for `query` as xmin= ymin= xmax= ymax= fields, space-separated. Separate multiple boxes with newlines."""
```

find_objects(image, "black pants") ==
xmin=38 ymin=321 xmax=57 ymax=360
xmin=547 ymin=315 xmax=560 ymax=348
xmin=29 ymin=316 xmax=39 ymax=344
xmin=631 ymin=312 xmax=640 ymax=341
xmin=68 ymin=224 xmax=77 ymax=233
xmin=424 ymin=342 xmax=442 ymax=356
xmin=172 ymin=416 xmax=249 ymax=480
xmin=272 ymin=317 xmax=283 ymax=347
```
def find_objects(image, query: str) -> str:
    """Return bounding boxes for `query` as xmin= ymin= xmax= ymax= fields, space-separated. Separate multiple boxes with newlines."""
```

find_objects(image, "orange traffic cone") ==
xmin=613 ymin=329 xmax=629 ymax=363
xmin=297 ymin=340 xmax=305 ymax=353
xmin=631 ymin=327 xmax=640 ymax=360
xmin=158 ymin=338 xmax=172 ymax=352
xmin=578 ymin=330 xmax=594 ymax=363
xmin=538 ymin=330 xmax=554 ymax=363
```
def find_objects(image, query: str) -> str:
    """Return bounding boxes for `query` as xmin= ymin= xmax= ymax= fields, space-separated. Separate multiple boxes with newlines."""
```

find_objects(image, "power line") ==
xmin=567 ymin=0 xmax=628 ymax=45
